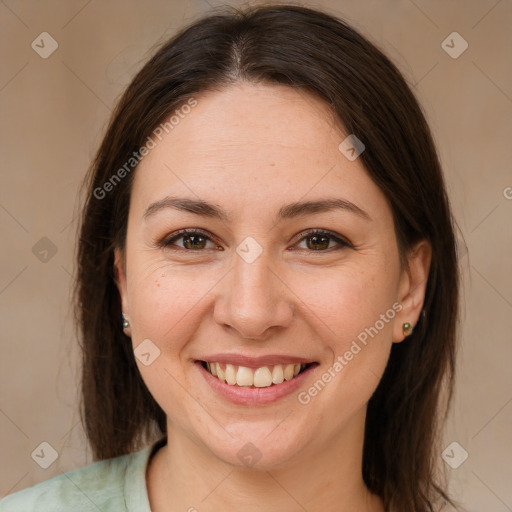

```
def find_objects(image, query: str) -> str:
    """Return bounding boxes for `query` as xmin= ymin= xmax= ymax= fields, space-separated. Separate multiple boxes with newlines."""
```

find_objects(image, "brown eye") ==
xmin=294 ymin=229 xmax=353 ymax=252
xmin=180 ymin=233 xmax=208 ymax=250
xmin=305 ymin=233 xmax=330 ymax=251
xmin=161 ymin=229 xmax=219 ymax=251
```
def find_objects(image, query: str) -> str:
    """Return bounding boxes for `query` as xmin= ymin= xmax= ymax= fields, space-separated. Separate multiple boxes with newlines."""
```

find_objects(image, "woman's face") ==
xmin=115 ymin=83 xmax=430 ymax=469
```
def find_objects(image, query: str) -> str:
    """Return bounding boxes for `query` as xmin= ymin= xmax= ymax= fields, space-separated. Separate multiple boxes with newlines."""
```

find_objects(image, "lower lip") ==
xmin=195 ymin=361 xmax=318 ymax=406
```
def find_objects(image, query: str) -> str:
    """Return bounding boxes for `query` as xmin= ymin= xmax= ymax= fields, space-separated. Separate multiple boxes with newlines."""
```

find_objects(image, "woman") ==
xmin=1 ymin=4 xmax=460 ymax=511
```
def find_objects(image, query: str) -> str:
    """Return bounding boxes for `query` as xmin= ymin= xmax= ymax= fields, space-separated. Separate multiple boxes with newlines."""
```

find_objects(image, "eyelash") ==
xmin=158 ymin=228 xmax=354 ymax=253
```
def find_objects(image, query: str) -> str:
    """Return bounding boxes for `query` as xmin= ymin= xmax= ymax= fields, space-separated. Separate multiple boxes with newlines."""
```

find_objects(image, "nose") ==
xmin=213 ymin=249 xmax=294 ymax=340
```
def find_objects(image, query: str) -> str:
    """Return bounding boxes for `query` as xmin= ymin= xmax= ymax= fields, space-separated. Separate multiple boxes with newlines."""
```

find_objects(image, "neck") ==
xmin=146 ymin=408 xmax=384 ymax=512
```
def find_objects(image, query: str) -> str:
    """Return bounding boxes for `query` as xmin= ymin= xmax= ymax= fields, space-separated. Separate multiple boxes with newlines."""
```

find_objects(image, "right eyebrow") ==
xmin=144 ymin=197 xmax=230 ymax=222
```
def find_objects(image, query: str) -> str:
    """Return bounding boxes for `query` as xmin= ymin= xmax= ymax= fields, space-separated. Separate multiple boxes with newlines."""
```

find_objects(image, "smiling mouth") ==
xmin=199 ymin=361 xmax=317 ymax=388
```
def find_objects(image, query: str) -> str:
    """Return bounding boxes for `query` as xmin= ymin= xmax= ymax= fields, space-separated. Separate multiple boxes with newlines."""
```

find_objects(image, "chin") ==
xmin=203 ymin=419 xmax=313 ymax=471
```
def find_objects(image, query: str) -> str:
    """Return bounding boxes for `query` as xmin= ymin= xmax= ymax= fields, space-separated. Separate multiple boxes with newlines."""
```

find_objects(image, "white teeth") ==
xmin=253 ymin=367 xmax=273 ymax=387
xmin=236 ymin=366 xmax=253 ymax=386
xmin=283 ymin=364 xmax=295 ymax=381
xmin=225 ymin=364 xmax=237 ymax=385
xmin=272 ymin=365 xmax=284 ymax=384
xmin=204 ymin=362 xmax=309 ymax=387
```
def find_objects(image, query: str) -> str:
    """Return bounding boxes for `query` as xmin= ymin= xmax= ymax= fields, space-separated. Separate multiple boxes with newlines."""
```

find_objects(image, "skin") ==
xmin=114 ymin=82 xmax=431 ymax=512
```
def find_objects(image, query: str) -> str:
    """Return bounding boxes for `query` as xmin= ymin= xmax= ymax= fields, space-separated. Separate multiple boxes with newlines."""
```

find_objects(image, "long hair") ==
xmin=75 ymin=5 xmax=460 ymax=511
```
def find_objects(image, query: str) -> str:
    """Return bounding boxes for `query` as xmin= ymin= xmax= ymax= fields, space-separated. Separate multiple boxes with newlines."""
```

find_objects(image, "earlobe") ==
xmin=394 ymin=239 xmax=432 ymax=343
xmin=402 ymin=322 xmax=413 ymax=337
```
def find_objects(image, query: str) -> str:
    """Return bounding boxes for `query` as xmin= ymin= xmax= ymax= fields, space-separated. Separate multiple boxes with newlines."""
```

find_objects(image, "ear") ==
xmin=114 ymin=247 xmax=130 ymax=328
xmin=393 ymin=239 xmax=432 ymax=343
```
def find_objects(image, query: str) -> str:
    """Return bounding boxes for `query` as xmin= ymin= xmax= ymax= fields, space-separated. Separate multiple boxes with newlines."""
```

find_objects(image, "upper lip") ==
xmin=197 ymin=354 xmax=316 ymax=368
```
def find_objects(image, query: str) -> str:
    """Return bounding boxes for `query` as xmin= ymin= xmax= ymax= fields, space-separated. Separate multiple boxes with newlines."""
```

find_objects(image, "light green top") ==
xmin=0 ymin=438 xmax=166 ymax=512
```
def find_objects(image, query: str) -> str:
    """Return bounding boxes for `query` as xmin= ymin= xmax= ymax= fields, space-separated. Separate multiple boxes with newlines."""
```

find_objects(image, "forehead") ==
xmin=130 ymin=83 xmax=389 ymax=221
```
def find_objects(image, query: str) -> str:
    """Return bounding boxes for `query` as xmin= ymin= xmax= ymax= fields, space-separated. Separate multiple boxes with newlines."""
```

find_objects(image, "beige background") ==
xmin=1 ymin=0 xmax=511 ymax=510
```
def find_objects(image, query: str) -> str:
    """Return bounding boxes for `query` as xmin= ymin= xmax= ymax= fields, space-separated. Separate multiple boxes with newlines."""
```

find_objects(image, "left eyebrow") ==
xmin=277 ymin=198 xmax=372 ymax=221
xmin=143 ymin=196 xmax=372 ymax=222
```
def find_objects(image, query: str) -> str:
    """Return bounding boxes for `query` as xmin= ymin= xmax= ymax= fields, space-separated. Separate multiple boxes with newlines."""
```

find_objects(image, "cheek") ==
xmin=127 ymin=260 xmax=219 ymax=349
xmin=291 ymin=264 xmax=397 ymax=406
xmin=292 ymin=262 xmax=398 ymax=344
xmin=125 ymin=264 xmax=218 ymax=424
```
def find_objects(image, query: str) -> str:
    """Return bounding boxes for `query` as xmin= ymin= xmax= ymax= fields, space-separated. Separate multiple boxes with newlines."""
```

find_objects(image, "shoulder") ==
xmin=0 ymin=448 xmax=147 ymax=512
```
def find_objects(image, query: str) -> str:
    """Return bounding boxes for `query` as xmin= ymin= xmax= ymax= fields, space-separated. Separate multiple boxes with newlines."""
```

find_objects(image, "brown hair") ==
xmin=75 ymin=4 xmax=460 ymax=511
